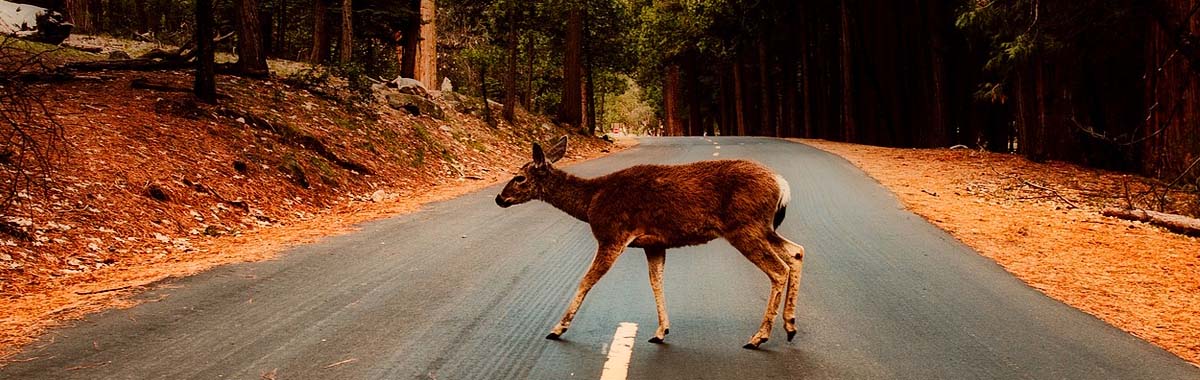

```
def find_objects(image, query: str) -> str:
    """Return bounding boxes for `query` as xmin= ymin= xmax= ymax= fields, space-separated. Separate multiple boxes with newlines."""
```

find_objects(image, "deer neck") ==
xmin=540 ymin=168 xmax=596 ymax=223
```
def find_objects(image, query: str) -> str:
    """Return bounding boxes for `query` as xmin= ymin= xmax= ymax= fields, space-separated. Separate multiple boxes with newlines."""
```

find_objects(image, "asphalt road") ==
xmin=3 ymin=137 xmax=1198 ymax=379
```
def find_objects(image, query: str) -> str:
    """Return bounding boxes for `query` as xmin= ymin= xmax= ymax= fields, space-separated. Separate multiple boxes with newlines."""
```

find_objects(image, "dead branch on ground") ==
xmin=1102 ymin=207 xmax=1200 ymax=237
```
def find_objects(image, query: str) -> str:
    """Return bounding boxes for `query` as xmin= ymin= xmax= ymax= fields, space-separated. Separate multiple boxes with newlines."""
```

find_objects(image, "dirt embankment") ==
xmin=0 ymin=66 xmax=622 ymax=359
xmin=799 ymin=139 xmax=1200 ymax=366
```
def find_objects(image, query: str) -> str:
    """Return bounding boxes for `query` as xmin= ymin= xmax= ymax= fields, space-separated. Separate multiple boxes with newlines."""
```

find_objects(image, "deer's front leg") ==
xmin=547 ymin=243 xmax=625 ymax=340
xmin=645 ymin=247 xmax=670 ymax=343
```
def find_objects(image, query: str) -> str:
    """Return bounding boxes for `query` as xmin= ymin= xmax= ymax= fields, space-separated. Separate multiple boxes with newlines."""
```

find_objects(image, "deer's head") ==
xmin=496 ymin=136 xmax=568 ymax=208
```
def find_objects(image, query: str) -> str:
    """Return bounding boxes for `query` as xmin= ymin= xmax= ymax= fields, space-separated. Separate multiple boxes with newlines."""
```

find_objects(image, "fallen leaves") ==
xmin=802 ymin=138 xmax=1200 ymax=366
xmin=0 ymin=69 xmax=620 ymax=360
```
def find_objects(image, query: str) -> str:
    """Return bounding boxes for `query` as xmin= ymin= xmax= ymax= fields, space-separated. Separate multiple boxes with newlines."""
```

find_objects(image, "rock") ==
xmin=386 ymin=93 xmax=445 ymax=119
xmin=0 ymin=1 xmax=73 ymax=45
xmin=386 ymin=77 xmax=430 ymax=98
xmin=371 ymin=189 xmax=386 ymax=203
xmin=107 ymin=50 xmax=131 ymax=60
xmin=440 ymin=77 xmax=453 ymax=93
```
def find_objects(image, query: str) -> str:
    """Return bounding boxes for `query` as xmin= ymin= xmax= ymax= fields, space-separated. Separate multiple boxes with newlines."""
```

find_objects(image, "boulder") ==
xmin=386 ymin=93 xmax=444 ymax=119
xmin=385 ymin=77 xmax=430 ymax=98
xmin=0 ymin=1 xmax=72 ymax=45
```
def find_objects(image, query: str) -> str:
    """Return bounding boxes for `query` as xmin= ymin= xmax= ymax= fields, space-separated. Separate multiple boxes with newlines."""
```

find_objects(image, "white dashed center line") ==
xmin=599 ymin=322 xmax=638 ymax=380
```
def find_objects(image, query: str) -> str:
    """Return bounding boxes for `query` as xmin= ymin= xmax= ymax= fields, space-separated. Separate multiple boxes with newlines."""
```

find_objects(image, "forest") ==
xmin=5 ymin=0 xmax=1200 ymax=372
xmin=5 ymin=0 xmax=1200 ymax=187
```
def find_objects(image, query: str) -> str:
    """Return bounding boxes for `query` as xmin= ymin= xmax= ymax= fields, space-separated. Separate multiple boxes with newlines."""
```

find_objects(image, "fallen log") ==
xmin=131 ymin=77 xmax=189 ymax=92
xmin=1101 ymin=207 xmax=1200 ymax=237
xmin=215 ymin=107 xmax=373 ymax=175
xmin=63 ymin=58 xmax=189 ymax=72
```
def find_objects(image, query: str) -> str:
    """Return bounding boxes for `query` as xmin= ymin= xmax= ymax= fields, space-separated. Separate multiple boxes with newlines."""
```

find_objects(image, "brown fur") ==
xmin=496 ymin=137 xmax=805 ymax=348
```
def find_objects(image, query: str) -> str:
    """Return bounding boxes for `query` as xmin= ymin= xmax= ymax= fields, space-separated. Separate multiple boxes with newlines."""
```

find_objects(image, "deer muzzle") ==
xmin=496 ymin=195 xmax=514 ymax=208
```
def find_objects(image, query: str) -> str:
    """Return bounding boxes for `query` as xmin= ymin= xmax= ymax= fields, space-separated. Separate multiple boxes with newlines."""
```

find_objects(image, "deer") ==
xmin=494 ymin=136 xmax=805 ymax=349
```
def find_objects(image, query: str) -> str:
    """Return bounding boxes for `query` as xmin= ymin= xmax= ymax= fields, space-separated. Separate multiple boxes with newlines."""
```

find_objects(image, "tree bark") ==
xmin=585 ymin=56 xmax=596 ymax=135
xmin=66 ymin=0 xmax=92 ymax=33
xmin=503 ymin=2 xmax=518 ymax=123
xmin=685 ymin=57 xmax=702 ymax=136
xmin=524 ymin=32 xmax=535 ymax=107
xmin=480 ymin=63 xmax=494 ymax=127
xmin=924 ymin=0 xmax=949 ymax=147
xmin=310 ymin=0 xmax=329 ymax=63
xmin=413 ymin=0 xmax=438 ymax=86
xmin=732 ymin=60 xmax=746 ymax=136
xmin=559 ymin=3 xmax=583 ymax=128
xmin=717 ymin=69 xmax=730 ymax=135
xmin=134 ymin=0 xmax=149 ymax=34
xmin=664 ymin=64 xmax=682 ymax=136
xmin=237 ymin=0 xmax=269 ymax=77
xmin=1102 ymin=208 xmax=1200 ymax=237
xmin=839 ymin=0 xmax=856 ymax=142
xmin=339 ymin=0 xmax=352 ymax=64
xmin=757 ymin=37 xmax=774 ymax=136
xmin=195 ymin=0 xmax=217 ymax=104
xmin=274 ymin=0 xmax=287 ymax=56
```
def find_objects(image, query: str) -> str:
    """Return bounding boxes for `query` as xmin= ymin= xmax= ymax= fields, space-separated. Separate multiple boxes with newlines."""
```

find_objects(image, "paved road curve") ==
xmin=3 ymin=137 xmax=1198 ymax=379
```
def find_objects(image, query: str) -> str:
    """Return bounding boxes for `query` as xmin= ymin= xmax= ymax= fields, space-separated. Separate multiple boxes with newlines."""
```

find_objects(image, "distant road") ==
xmin=3 ymin=137 xmax=1197 ymax=379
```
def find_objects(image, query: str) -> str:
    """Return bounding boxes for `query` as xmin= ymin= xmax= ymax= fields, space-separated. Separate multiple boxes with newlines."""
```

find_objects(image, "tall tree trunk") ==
xmin=66 ymin=0 xmax=92 ymax=33
xmin=503 ymin=2 xmax=518 ymax=123
xmin=134 ymin=0 xmax=149 ymax=34
xmin=413 ymin=0 xmax=437 ymax=85
xmin=782 ymin=59 xmax=798 ymax=137
xmin=839 ymin=0 xmax=856 ymax=142
xmin=237 ymin=0 xmax=270 ymax=77
xmin=732 ymin=60 xmax=746 ymax=136
xmin=262 ymin=7 xmax=274 ymax=56
xmin=664 ymin=64 xmax=682 ymax=136
xmin=195 ymin=0 xmax=217 ymax=104
xmin=480 ymin=63 xmax=494 ymax=127
xmin=399 ymin=27 xmax=416 ymax=77
xmin=757 ymin=37 xmax=774 ymax=136
xmin=585 ymin=57 xmax=597 ymax=135
xmin=524 ymin=32 xmax=535 ymax=107
xmin=559 ymin=3 xmax=583 ymax=128
xmin=686 ymin=57 xmax=702 ymax=136
xmin=274 ymin=0 xmax=287 ymax=56
xmin=339 ymin=0 xmax=352 ymax=64
xmin=924 ymin=0 xmax=949 ymax=147
xmin=1144 ymin=0 xmax=1200 ymax=181
xmin=310 ymin=0 xmax=329 ymax=63
xmin=718 ymin=70 xmax=730 ymax=135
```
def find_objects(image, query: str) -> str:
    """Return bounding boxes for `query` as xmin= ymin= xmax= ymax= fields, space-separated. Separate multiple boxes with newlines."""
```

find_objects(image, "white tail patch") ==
xmin=774 ymin=174 xmax=791 ymax=208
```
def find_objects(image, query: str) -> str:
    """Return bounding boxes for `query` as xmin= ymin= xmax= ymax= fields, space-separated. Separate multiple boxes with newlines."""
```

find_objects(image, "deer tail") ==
xmin=773 ymin=174 xmax=790 ymax=229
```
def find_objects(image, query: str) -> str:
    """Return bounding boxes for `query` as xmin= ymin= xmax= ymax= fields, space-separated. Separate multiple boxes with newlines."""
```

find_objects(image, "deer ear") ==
xmin=545 ymin=136 xmax=568 ymax=163
xmin=532 ymin=142 xmax=546 ymax=164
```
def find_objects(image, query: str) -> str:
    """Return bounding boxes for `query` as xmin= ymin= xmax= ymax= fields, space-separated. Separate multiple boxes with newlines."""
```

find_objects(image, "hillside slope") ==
xmin=0 ymin=51 xmax=617 ymax=356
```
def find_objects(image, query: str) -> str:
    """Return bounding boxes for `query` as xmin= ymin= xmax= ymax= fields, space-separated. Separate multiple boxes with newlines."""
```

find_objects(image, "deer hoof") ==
xmin=743 ymin=337 xmax=768 ymax=349
xmin=787 ymin=331 xmax=797 ymax=342
xmin=648 ymin=336 xmax=665 ymax=344
xmin=545 ymin=332 xmax=562 ymax=340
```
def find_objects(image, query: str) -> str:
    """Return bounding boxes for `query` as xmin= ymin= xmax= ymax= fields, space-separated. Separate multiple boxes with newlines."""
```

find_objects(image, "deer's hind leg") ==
xmin=729 ymin=230 xmax=791 ymax=349
xmin=772 ymin=234 xmax=805 ymax=342
xmin=645 ymin=247 xmax=670 ymax=343
xmin=547 ymin=242 xmax=625 ymax=340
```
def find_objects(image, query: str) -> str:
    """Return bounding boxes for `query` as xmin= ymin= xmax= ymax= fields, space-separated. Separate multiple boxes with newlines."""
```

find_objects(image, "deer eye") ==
xmin=514 ymin=175 xmax=527 ymax=183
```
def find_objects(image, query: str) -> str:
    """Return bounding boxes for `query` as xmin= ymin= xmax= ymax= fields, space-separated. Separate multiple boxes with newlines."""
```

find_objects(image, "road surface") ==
xmin=3 ymin=137 xmax=1198 ymax=379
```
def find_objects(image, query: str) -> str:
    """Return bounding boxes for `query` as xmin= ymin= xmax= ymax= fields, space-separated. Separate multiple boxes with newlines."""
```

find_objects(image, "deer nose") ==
xmin=496 ymin=195 xmax=513 ymax=208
